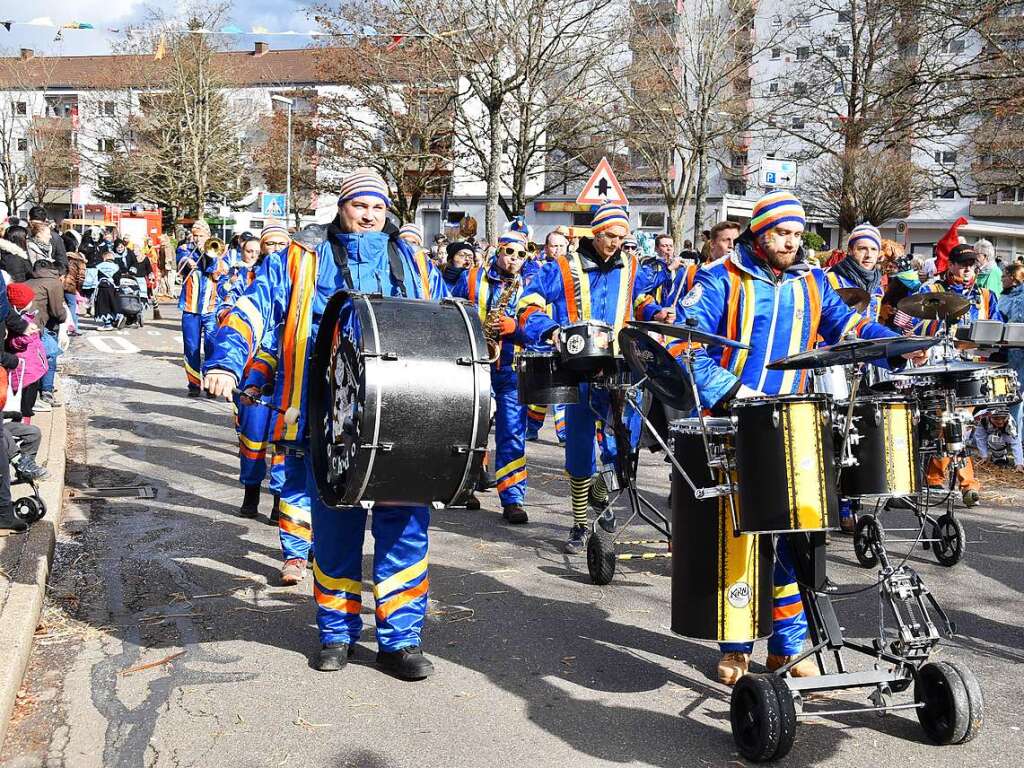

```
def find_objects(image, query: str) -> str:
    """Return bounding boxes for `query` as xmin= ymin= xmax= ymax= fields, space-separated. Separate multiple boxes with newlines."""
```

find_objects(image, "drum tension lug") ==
xmin=456 ymin=356 xmax=491 ymax=365
xmin=451 ymin=445 xmax=487 ymax=455
xmin=359 ymin=442 xmax=394 ymax=452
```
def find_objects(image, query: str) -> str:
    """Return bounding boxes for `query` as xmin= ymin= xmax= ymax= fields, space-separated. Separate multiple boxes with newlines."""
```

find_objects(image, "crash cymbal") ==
xmin=835 ymin=287 xmax=870 ymax=312
xmin=767 ymin=336 xmax=940 ymax=370
xmin=618 ymin=327 xmax=695 ymax=411
xmin=892 ymin=359 xmax=1002 ymax=377
xmin=897 ymin=292 xmax=970 ymax=321
xmin=627 ymin=320 xmax=750 ymax=350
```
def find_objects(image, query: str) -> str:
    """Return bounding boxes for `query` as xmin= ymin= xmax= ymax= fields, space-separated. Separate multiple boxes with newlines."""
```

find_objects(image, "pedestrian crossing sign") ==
xmin=261 ymin=193 xmax=287 ymax=217
xmin=576 ymin=157 xmax=629 ymax=207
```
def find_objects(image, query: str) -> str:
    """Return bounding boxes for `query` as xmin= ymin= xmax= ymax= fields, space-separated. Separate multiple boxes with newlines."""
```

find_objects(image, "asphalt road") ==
xmin=2 ymin=305 xmax=1022 ymax=768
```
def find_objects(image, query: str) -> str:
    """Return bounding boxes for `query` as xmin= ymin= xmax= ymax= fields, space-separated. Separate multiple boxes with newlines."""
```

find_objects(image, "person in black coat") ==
xmin=0 ymin=227 xmax=34 ymax=283
xmin=27 ymin=206 xmax=68 ymax=276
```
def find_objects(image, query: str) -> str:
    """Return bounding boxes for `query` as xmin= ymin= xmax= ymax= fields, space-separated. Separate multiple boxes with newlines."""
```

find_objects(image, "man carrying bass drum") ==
xmin=203 ymin=169 xmax=447 ymax=681
xmin=676 ymin=192 xmax=924 ymax=686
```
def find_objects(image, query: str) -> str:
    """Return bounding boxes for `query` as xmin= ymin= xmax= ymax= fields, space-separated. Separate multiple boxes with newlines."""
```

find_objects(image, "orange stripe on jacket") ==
xmin=375 ymin=578 xmax=429 ymax=621
xmin=720 ymin=265 xmax=743 ymax=370
xmin=225 ymin=314 xmax=253 ymax=349
xmin=556 ymin=257 xmax=579 ymax=322
xmin=314 ymin=584 xmax=361 ymax=613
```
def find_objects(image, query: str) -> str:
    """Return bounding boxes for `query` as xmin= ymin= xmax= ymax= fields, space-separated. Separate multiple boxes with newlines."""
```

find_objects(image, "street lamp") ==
xmin=271 ymin=94 xmax=294 ymax=227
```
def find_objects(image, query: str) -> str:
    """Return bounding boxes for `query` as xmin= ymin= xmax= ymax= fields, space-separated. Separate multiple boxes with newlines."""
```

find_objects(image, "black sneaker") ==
xmin=266 ymin=493 xmax=281 ymax=525
xmin=187 ymin=388 xmax=201 ymax=398
xmin=563 ymin=523 xmax=589 ymax=554
xmin=238 ymin=484 xmax=260 ymax=518
xmin=502 ymin=504 xmax=528 ymax=524
xmin=14 ymin=458 xmax=49 ymax=481
xmin=316 ymin=643 xmax=353 ymax=672
xmin=376 ymin=646 xmax=435 ymax=680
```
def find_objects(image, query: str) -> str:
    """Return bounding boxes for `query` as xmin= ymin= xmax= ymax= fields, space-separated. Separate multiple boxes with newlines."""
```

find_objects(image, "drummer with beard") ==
xmin=203 ymin=168 xmax=446 ymax=681
xmin=516 ymin=203 xmax=673 ymax=553
xmin=452 ymin=229 xmax=532 ymax=524
xmin=676 ymin=191 xmax=921 ymax=686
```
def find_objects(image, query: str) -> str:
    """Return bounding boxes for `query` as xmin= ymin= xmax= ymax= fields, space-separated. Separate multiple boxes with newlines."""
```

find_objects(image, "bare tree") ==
xmin=0 ymin=54 xmax=59 ymax=215
xmin=251 ymin=97 xmax=321 ymax=228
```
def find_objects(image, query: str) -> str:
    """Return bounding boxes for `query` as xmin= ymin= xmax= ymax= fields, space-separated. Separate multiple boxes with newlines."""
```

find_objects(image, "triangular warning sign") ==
xmin=576 ymin=156 xmax=629 ymax=206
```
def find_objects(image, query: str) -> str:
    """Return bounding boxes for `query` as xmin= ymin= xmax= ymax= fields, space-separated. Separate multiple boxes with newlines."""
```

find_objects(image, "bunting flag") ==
xmin=0 ymin=18 xmax=430 ymax=40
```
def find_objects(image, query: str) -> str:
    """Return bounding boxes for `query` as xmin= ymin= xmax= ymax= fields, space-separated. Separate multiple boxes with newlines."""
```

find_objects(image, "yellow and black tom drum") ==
xmin=669 ymin=422 xmax=773 ymax=643
xmin=839 ymin=396 xmax=920 ymax=498
xmin=731 ymin=394 xmax=839 ymax=534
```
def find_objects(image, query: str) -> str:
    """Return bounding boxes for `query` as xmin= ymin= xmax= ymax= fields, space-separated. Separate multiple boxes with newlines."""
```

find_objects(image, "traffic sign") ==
xmin=758 ymin=158 xmax=798 ymax=189
xmin=261 ymin=193 xmax=287 ymax=217
xmin=577 ymin=157 xmax=629 ymax=206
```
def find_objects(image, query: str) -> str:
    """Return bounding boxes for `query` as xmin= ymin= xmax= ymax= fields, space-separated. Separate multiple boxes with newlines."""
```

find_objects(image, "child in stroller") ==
xmin=117 ymin=278 xmax=149 ymax=328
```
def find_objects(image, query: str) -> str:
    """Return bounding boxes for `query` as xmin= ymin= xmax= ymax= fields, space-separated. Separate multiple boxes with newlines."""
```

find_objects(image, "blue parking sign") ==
xmin=765 ymin=171 xmax=777 ymax=185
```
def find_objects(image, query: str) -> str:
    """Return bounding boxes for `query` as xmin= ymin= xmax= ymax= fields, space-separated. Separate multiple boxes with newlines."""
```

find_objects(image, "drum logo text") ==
xmin=727 ymin=582 xmax=752 ymax=609
xmin=566 ymin=335 xmax=586 ymax=355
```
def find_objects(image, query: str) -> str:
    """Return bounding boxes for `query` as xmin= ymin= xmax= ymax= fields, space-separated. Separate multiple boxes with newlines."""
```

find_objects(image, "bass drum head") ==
xmin=308 ymin=291 xmax=371 ymax=508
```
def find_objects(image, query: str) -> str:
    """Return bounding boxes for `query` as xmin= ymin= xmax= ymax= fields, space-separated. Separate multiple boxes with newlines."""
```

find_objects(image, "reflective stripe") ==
xmin=279 ymin=498 xmax=310 ymax=526
xmin=375 ymin=578 xmax=430 ymax=621
xmin=495 ymin=456 xmax=527 ymax=479
xmin=774 ymin=581 xmax=800 ymax=599
xmin=234 ymin=296 xmax=266 ymax=350
xmin=314 ymin=584 xmax=361 ymax=613
xmin=496 ymin=470 xmax=527 ymax=492
xmin=373 ymin=557 xmax=428 ymax=600
xmin=312 ymin=561 xmax=362 ymax=596
xmin=239 ymin=432 xmax=266 ymax=451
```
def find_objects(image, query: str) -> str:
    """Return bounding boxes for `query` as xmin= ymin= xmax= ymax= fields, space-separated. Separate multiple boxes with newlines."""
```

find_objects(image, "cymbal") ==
xmin=627 ymin=320 xmax=750 ymax=350
xmin=835 ymin=287 xmax=870 ymax=312
xmin=897 ymin=292 xmax=970 ymax=321
xmin=618 ymin=327 xmax=695 ymax=411
xmin=892 ymin=359 xmax=1001 ymax=377
xmin=767 ymin=336 xmax=940 ymax=371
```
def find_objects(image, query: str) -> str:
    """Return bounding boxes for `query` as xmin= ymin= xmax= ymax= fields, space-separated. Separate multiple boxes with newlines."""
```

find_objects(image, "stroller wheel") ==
xmin=13 ymin=496 xmax=46 ymax=524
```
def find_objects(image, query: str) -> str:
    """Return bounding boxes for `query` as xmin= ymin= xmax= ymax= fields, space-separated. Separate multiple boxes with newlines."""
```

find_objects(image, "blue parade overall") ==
xmin=206 ymin=222 xmax=446 ymax=650
xmin=679 ymin=236 xmax=900 ymax=656
xmin=453 ymin=265 xmax=530 ymax=506
xmin=517 ymin=239 xmax=665 ymax=481
xmin=178 ymin=243 xmax=221 ymax=391
xmin=526 ymin=403 xmax=566 ymax=441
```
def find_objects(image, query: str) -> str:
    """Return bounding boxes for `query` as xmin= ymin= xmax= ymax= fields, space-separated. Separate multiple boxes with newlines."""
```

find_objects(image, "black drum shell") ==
xmin=839 ymin=398 xmax=920 ymax=498
xmin=671 ymin=430 xmax=773 ymax=643
xmin=732 ymin=395 xmax=839 ymax=534
xmin=516 ymin=352 xmax=580 ymax=405
xmin=309 ymin=293 xmax=491 ymax=507
xmin=560 ymin=321 xmax=616 ymax=373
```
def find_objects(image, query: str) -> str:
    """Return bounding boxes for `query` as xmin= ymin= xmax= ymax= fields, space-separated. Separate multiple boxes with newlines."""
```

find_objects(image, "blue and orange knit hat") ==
xmin=398 ymin=222 xmax=423 ymax=246
xmin=591 ymin=203 xmax=631 ymax=235
xmin=749 ymin=191 xmax=806 ymax=238
xmin=847 ymin=222 xmax=881 ymax=251
xmin=498 ymin=230 xmax=529 ymax=250
xmin=337 ymin=168 xmax=391 ymax=207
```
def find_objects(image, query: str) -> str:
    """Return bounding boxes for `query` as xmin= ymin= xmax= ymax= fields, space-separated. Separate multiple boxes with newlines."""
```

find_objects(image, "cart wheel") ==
xmin=932 ymin=513 xmax=965 ymax=567
xmin=915 ymin=661 xmax=984 ymax=745
xmin=13 ymin=496 xmax=46 ymax=524
xmin=853 ymin=514 xmax=880 ymax=569
xmin=961 ymin=489 xmax=979 ymax=508
xmin=586 ymin=526 xmax=616 ymax=585
xmin=730 ymin=674 xmax=796 ymax=763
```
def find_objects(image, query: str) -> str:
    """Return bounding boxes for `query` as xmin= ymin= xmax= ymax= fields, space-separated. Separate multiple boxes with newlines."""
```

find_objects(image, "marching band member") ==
xmin=826 ymin=223 xmax=884 ymax=322
xmin=525 ymin=230 xmax=570 ymax=442
xmin=677 ymin=191 xmax=920 ymax=686
xmin=453 ymin=230 xmax=531 ymax=524
xmin=914 ymin=243 xmax=1004 ymax=502
xmin=516 ymin=203 xmax=673 ymax=553
xmin=204 ymin=169 xmax=444 ymax=680
xmin=177 ymin=220 xmax=222 ymax=396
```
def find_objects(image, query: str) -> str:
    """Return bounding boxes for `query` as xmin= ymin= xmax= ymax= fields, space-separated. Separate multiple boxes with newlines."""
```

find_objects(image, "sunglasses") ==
xmin=264 ymin=239 xmax=289 ymax=249
xmin=622 ymin=244 xmax=638 ymax=251
xmin=500 ymin=246 xmax=525 ymax=257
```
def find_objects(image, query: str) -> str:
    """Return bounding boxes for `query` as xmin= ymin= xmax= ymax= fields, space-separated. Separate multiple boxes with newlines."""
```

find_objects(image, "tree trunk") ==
xmin=485 ymin=104 xmax=504 ymax=243
xmin=692 ymin=145 xmax=709 ymax=244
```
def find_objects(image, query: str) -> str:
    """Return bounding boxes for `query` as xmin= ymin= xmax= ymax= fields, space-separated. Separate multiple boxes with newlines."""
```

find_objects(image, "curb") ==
xmin=0 ymin=406 xmax=68 ymax=752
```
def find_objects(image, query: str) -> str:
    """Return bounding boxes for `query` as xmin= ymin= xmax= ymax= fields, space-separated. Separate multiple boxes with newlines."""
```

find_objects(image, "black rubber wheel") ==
xmin=13 ymin=496 xmax=46 ymax=524
xmin=915 ymin=661 xmax=984 ymax=745
xmin=932 ymin=513 xmax=966 ymax=567
xmin=765 ymin=674 xmax=797 ymax=760
xmin=731 ymin=674 xmax=794 ymax=762
xmin=853 ymin=514 xmax=881 ymax=569
xmin=586 ymin=526 xmax=616 ymax=585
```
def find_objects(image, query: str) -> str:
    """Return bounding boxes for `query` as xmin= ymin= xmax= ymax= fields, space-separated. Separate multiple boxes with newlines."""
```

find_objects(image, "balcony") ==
xmin=970 ymin=200 xmax=1024 ymax=219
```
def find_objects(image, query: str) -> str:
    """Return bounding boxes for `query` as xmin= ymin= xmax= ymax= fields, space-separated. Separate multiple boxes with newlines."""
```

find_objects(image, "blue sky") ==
xmin=0 ymin=1 xmax=317 ymax=56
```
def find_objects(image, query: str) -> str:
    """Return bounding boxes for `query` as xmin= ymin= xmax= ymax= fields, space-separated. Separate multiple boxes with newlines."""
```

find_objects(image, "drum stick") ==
xmin=233 ymin=388 xmax=299 ymax=425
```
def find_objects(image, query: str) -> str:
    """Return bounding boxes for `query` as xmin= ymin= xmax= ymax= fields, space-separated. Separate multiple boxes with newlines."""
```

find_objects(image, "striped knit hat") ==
xmin=260 ymin=223 xmax=289 ymax=243
xmin=337 ymin=168 xmax=391 ymax=206
xmin=498 ymin=230 xmax=529 ymax=249
xmin=847 ymin=223 xmax=881 ymax=251
xmin=399 ymin=222 xmax=424 ymax=246
xmin=590 ymin=203 xmax=631 ymax=235
xmin=749 ymin=191 xmax=806 ymax=238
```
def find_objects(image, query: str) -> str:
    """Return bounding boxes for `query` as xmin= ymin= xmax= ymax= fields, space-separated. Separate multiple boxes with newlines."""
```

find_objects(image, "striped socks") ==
xmin=569 ymin=476 xmax=591 ymax=527
xmin=591 ymin=474 xmax=609 ymax=506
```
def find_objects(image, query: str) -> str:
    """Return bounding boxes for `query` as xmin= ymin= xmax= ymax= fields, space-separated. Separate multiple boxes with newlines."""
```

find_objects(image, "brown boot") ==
xmin=766 ymin=654 xmax=818 ymax=677
xmin=280 ymin=558 xmax=306 ymax=586
xmin=717 ymin=652 xmax=750 ymax=686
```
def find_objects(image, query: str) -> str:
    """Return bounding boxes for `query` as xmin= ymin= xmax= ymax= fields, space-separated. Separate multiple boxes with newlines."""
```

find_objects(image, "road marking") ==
xmin=146 ymin=331 xmax=162 ymax=337
xmin=87 ymin=335 xmax=140 ymax=354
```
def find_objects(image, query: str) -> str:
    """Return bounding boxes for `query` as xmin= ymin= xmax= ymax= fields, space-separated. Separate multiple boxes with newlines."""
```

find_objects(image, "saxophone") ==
xmin=485 ymin=274 xmax=521 ymax=363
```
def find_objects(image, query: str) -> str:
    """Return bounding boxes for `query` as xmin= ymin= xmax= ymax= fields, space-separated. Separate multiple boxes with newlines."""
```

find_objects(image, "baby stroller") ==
xmin=11 ymin=461 xmax=46 ymax=525
xmin=117 ymin=277 xmax=148 ymax=328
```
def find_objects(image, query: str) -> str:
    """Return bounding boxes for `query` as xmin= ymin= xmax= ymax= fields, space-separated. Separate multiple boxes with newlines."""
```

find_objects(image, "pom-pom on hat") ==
xmin=6 ymin=282 xmax=35 ymax=310
xmin=337 ymin=168 xmax=391 ymax=207
xmin=590 ymin=203 xmax=631 ymax=235
xmin=847 ymin=223 xmax=881 ymax=251
xmin=749 ymin=191 xmax=806 ymax=238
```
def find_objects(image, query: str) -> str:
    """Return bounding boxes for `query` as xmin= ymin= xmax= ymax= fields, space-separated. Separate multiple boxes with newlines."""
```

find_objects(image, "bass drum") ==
xmin=309 ymin=292 xmax=491 ymax=508
xmin=670 ymin=423 xmax=773 ymax=643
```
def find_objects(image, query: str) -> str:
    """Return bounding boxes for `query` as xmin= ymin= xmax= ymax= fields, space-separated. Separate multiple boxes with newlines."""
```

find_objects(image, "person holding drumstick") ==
xmin=676 ymin=191 xmax=924 ymax=686
xmin=203 ymin=169 xmax=446 ymax=681
xmin=516 ymin=203 xmax=673 ymax=554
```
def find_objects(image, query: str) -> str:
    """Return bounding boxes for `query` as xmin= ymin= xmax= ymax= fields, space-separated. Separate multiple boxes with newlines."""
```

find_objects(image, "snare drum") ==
xmin=516 ymin=350 xmax=580 ymax=405
xmin=954 ymin=368 xmax=1021 ymax=407
xmin=731 ymin=394 xmax=839 ymax=534
xmin=560 ymin=320 xmax=615 ymax=373
xmin=669 ymin=420 xmax=772 ymax=643
xmin=839 ymin=396 xmax=919 ymax=498
xmin=810 ymin=365 xmax=850 ymax=400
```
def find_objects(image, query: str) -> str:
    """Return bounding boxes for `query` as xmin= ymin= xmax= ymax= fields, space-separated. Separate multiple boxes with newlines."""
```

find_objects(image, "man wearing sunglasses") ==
xmin=516 ymin=204 xmax=673 ymax=553
xmin=453 ymin=230 xmax=532 ymax=524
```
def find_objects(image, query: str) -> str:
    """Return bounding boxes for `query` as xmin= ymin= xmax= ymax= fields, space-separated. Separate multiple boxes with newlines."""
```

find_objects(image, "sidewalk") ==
xmin=0 ymin=407 xmax=68 ymax=752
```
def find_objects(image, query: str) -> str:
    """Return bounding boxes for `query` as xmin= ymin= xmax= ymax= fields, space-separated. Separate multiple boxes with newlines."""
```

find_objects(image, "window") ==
xmin=792 ymin=117 xmax=806 ymax=129
xmin=933 ymin=150 xmax=957 ymax=164
xmin=769 ymin=82 xmax=779 ymax=95
xmin=834 ymin=81 xmax=844 ymax=94
xmin=572 ymin=212 xmax=593 ymax=226
xmin=793 ymin=82 xmax=808 ymax=96
xmin=16 ymin=138 xmax=27 ymax=151
xmin=771 ymin=47 xmax=781 ymax=59
xmin=250 ymin=219 xmax=265 ymax=230
xmin=946 ymin=39 xmax=965 ymax=54
xmin=837 ymin=44 xmax=850 ymax=58
xmin=100 ymin=101 xmax=115 ymax=116
xmin=640 ymin=211 xmax=665 ymax=229
xmin=795 ymin=14 xmax=811 ymax=27
xmin=12 ymin=101 xmax=26 ymax=116
xmin=771 ymin=14 xmax=783 ymax=26
xmin=731 ymin=151 xmax=748 ymax=167
xmin=796 ymin=46 xmax=810 ymax=61
xmin=838 ymin=10 xmax=852 ymax=22
xmin=933 ymin=187 xmax=956 ymax=199
xmin=98 ymin=138 xmax=116 ymax=152
xmin=727 ymin=180 xmax=747 ymax=196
